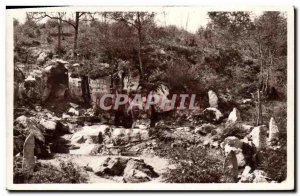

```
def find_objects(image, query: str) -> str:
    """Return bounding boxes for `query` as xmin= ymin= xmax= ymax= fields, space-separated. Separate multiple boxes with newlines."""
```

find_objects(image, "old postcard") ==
xmin=6 ymin=6 xmax=294 ymax=191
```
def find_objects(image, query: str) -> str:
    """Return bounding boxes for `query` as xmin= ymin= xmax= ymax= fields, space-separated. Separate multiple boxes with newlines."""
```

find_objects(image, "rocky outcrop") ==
xmin=249 ymin=125 xmax=268 ymax=149
xmin=123 ymin=159 xmax=159 ymax=183
xmin=221 ymin=136 xmax=245 ymax=167
xmin=94 ymin=157 xmax=159 ymax=183
xmin=94 ymin=157 xmax=129 ymax=176
xmin=203 ymin=108 xmax=223 ymax=123
xmin=223 ymin=151 xmax=238 ymax=182
xmin=268 ymin=117 xmax=279 ymax=144
xmin=226 ymin=108 xmax=241 ymax=125
xmin=22 ymin=133 xmax=35 ymax=182
xmin=208 ymin=90 xmax=218 ymax=108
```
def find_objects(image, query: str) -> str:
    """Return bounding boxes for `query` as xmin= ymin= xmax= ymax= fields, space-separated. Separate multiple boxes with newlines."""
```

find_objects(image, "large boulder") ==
xmin=94 ymin=157 xmax=129 ymax=176
xmin=268 ymin=117 xmax=279 ymax=144
xmin=249 ymin=125 xmax=268 ymax=149
xmin=39 ymin=119 xmax=57 ymax=131
xmin=223 ymin=151 xmax=238 ymax=183
xmin=36 ymin=52 xmax=48 ymax=65
xmin=41 ymin=59 xmax=69 ymax=102
xmin=253 ymin=170 xmax=269 ymax=183
xmin=221 ymin=136 xmax=246 ymax=167
xmin=22 ymin=133 xmax=35 ymax=182
xmin=208 ymin=90 xmax=218 ymax=108
xmin=203 ymin=108 xmax=223 ymax=123
xmin=15 ymin=115 xmax=28 ymax=128
xmin=239 ymin=165 xmax=255 ymax=183
xmin=123 ymin=159 xmax=159 ymax=183
xmin=226 ymin=108 xmax=241 ymax=125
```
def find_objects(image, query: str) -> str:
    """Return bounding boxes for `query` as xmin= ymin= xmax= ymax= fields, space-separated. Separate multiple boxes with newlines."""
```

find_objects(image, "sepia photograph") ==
xmin=6 ymin=6 xmax=294 ymax=191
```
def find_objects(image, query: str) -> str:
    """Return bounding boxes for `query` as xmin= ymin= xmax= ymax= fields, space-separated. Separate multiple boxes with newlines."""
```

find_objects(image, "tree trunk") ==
xmin=136 ymin=12 xmax=144 ymax=80
xmin=256 ymin=89 xmax=263 ymax=126
xmin=57 ymin=19 xmax=62 ymax=56
xmin=73 ymin=12 xmax=80 ymax=57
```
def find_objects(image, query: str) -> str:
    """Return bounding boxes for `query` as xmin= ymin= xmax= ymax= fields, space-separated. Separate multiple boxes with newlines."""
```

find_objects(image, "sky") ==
xmin=13 ymin=9 xmax=263 ymax=33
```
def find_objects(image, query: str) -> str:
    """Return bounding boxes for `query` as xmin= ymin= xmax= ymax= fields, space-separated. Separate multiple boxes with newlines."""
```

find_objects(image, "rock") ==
xmin=208 ymin=90 xmax=218 ymax=108
xmin=195 ymin=124 xmax=216 ymax=135
xmin=226 ymin=108 xmax=241 ymax=125
xmin=268 ymin=117 xmax=279 ymax=144
xmin=22 ymin=133 xmax=35 ymax=181
xmin=68 ymin=108 xmax=79 ymax=116
xmin=242 ymin=99 xmax=252 ymax=104
xmin=94 ymin=157 xmax=129 ymax=176
xmin=239 ymin=166 xmax=255 ymax=182
xmin=25 ymin=75 xmax=35 ymax=82
xmin=27 ymin=118 xmax=45 ymax=143
xmin=249 ymin=125 xmax=268 ymax=149
xmin=203 ymin=107 xmax=223 ymax=123
xmin=242 ymin=124 xmax=254 ymax=132
xmin=132 ymin=119 xmax=151 ymax=130
xmin=35 ymin=106 xmax=42 ymax=112
xmin=253 ymin=170 xmax=269 ymax=183
xmin=69 ymin=102 xmax=79 ymax=108
xmin=123 ymin=159 xmax=159 ymax=183
xmin=110 ymin=128 xmax=150 ymax=145
xmin=15 ymin=115 xmax=28 ymax=127
xmin=221 ymin=136 xmax=243 ymax=149
xmin=36 ymin=52 xmax=48 ymax=65
xmin=39 ymin=119 xmax=57 ymax=130
xmin=223 ymin=151 xmax=238 ymax=183
xmin=221 ymin=136 xmax=245 ymax=167
xmin=62 ymin=113 xmax=71 ymax=119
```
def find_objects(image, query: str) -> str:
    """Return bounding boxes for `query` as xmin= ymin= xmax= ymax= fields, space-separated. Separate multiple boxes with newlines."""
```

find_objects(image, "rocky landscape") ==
xmin=12 ymin=11 xmax=287 ymax=184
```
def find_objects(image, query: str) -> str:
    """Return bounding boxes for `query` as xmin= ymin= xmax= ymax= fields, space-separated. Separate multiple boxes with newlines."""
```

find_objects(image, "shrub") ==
xmin=256 ymin=148 xmax=287 ymax=182
xmin=157 ymin=143 xmax=223 ymax=183
xmin=13 ymin=158 xmax=88 ymax=184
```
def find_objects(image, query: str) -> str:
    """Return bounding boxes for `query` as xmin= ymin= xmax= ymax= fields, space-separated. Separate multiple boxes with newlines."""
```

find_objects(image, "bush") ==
xmin=256 ymin=148 xmax=287 ymax=182
xmin=157 ymin=143 xmax=223 ymax=183
xmin=13 ymin=158 xmax=88 ymax=184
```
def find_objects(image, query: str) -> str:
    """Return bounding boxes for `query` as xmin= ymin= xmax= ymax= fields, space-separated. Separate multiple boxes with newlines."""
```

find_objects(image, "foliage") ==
xmin=156 ymin=142 xmax=223 ymax=183
xmin=13 ymin=157 xmax=88 ymax=184
xmin=257 ymin=148 xmax=287 ymax=182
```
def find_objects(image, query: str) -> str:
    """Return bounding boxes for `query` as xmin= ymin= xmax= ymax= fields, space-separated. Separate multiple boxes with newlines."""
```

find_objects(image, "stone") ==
xmin=35 ymin=105 xmax=42 ymax=112
xmin=223 ymin=151 xmax=238 ymax=183
xmin=226 ymin=108 xmax=241 ymax=125
xmin=242 ymin=99 xmax=252 ymax=104
xmin=25 ymin=75 xmax=35 ymax=82
xmin=268 ymin=117 xmax=279 ymax=143
xmin=62 ymin=113 xmax=71 ymax=119
xmin=203 ymin=107 xmax=223 ymax=123
xmin=195 ymin=123 xmax=216 ymax=135
xmin=22 ymin=133 xmax=35 ymax=180
xmin=239 ymin=165 xmax=255 ymax=182
xmin=242 ymin=124 xmax=254 ymax=132
xmin=15 ymin=115 xmax=28 ymax=127
xmin=123 ymin=159 xmax=159 ymax=183
xmin=68 ymin=108 xmax=79 ymax=116
xmin=37 ymin=52 xmax=48 ymax=65
xmin=253 ymin=170 xmax=269 ymax=183
xmin=249 ymin=125 xmax=268 ymax=149
xmin=94 ymin=157 xmax=129 ymax=176
xmin=39 ymin=119 xmax=57 ymax=130
xmin=132 ymin=119 xmax=151 ymax=130
xmin=69 ymin=102 xmax=79 ymax=108
xmin=208 ymin=90 xmax=218 ymax=108
xmin=222 ymin=136 xmax=245 ymax=167
xmin=27 ymin=118 xmax=45 ymax=143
